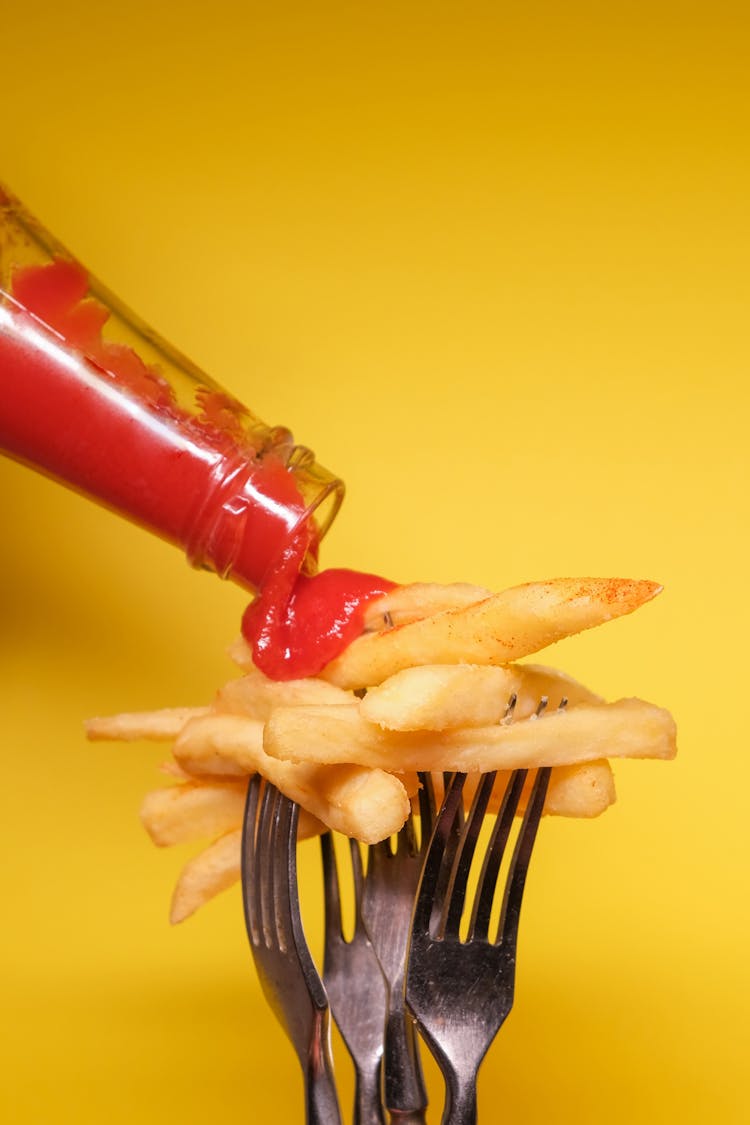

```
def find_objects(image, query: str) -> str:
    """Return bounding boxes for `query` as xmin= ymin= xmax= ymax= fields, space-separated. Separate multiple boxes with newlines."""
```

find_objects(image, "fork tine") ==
xmin=417 ymin=771 xmax=436 ymax=840
xmin=256 ymin=781 xmax=282 ymax=948
xmin=241 ymin=774 xmax=263 ymax=944
xmin=440 ymin=771 xmax=497 ymax=938
xmin=469 ymin=770 xmax=527 ymax=941
xmin=432 ymin=771 xmax=466 ymax=905
xmin=275 ymin=793 xmax=303 ymax=958
xmin=442 ymin=771 xmax=465 ymax=828
xmin=348 ymin=838 xmax=366 ymax=919
xmin=320 ymin=833 xmax=343 ymax=947
xmin=367 ymin=838 xmax=391 ymax=881
xmin=412 ymin=772 xmax=467 ymax=935
xmin=397 ymin=807 xmax=418 ymax=857
xmin=497 ymin=767 xmax=551 ymax=951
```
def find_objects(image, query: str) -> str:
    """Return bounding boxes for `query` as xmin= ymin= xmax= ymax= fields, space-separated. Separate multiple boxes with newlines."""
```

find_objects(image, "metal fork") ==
xmin=360 ymin=774 xmax=436 ymax=1123
xmin=241 ymin=777 xmax=342 ymax=1125
xmin=320 ymin=833 xmax=388 ymax=1125
xmin=406 ymin=766 xmax=551 ymax=1125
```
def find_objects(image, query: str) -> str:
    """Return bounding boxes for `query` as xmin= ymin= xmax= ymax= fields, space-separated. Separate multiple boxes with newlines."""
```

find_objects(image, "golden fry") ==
xmin=363 ymin=582 xmax=491 ymax=631
xmin=170 ymin=829 xmax=242 ymax=924
xmin=214 ymin=664 xmax=353 ymax=722
xmin=321 ymin=577 xmax=662 ymax=689
xmin=174 ymin=713 xmax=410 ymax=842
xmin=140 ymin=780 xmax=248 ymax=846
xmin=226 ymin=635 xmax=254 ymax=670
xmin=446 ymin=760 xmax=616 ymax=819
xmin=264 ymin=697 xmax=676 ymax=773
xmin=85 ymin=706 xmax=209 ymax=742
xmin=360 ymin=662 xmax=602 ymax=731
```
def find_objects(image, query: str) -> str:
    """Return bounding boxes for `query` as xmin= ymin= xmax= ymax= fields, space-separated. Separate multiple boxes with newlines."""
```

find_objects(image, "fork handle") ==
xmin=354 ymin=1062 xmax=386 ymax=1125
xmin=384 ymin=1003 xmax=428 ymax=1119
xmin=441 ymin=1072 xmax=477 ymax=1125
xmin=304 ymin=1040 xmax=343 ymax=1125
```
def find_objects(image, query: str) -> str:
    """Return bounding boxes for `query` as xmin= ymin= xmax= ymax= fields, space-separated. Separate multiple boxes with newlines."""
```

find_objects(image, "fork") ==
xmin=320 ymin=832 xmax=388 ymax=1125
xmin=359 ymin=774 xmax=437 ymax=1123
xmin=241 ymin=776 xmax=342 ymax=1125
xmin=405 ymin=766 xmax=551 ymax=1125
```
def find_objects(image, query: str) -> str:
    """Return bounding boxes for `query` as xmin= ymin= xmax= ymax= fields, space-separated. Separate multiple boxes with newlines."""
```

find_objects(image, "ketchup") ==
xmin=243 ymin=567 xmax=396 ymax=678
xmin=0 ymin=195 xmax=395 ymax=679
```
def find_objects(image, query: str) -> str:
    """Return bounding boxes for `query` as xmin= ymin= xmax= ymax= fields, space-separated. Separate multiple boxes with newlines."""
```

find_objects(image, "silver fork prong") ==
xmin=502 ymin=693 xmax=518 ymax=723
xmin=442 ymin=771 xmax=466 ymax=829
xmin=241 ymin=774 xmax=263 ymax=945
xmin=497 ymin=767 xmax=551 ymax=950
xmin=440 ymin=771 xmax=497 ymax=938
xmin=348 ymin=838 xmax=365 ymax=907
xmin=258 ymin=782 xmax=281 ymax=948
xmin=417 ymin=771 xmax=437 ymax=839
xmin=412 ymin=773 xmax=467 ymax=936
xmin=367 ymin=838 xmax=391 ymax=880
xmin=320 ymin=833 xmax=343 ymax=946
xmin=469 ymin=770 xmax=527 ymax=942
xmin=270 ymin=786 xmax=294 ymax=954
xmin=433 ymin=772 xmax=465 ymax=905
xmin=532 ymin=695 xmax=549 ymax=718
xmin=275 ymin=792 xmax=305 ymax=958
xmin=397 ymin=808 xmax=419 ymax=857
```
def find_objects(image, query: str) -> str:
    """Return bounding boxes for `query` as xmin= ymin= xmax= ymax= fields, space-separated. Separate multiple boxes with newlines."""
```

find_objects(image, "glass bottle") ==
xmin=0 ymin=184 xmax=344 ymax=593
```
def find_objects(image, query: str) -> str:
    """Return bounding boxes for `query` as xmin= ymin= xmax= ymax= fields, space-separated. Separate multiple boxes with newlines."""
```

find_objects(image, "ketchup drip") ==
xmin=0 ymin=257 xmax=394 ymax=679
xmin=243 ymin=566 xmax=396 ymax=679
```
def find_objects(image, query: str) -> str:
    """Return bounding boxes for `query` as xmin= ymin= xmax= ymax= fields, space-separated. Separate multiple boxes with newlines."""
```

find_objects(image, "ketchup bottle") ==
xmin=0 ymin=185 xmax=344 ymax=595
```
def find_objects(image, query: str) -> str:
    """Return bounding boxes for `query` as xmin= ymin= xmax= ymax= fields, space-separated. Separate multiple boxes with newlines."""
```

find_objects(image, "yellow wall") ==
xmin=1 ymin=4 xmax=747 ymax=1121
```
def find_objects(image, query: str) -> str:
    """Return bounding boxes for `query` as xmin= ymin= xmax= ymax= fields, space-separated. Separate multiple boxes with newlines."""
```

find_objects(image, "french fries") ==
xmin=363 ymin=582 xmax=491 ymax=631
xmin=175 ymin=712 xmax=411 ymax=844
xmin=264 ymin=698 xmax=676 ymax=773
xmin=170 ymin=829 xmax=242 ymax=924
xmin=141 ymin=777 xmax=325 ymax=847
xmin=140 ymin=780 xmax=248 ymax=845
xmin=168 ymin=798 xmax=329 ymax=924
xmin=174 ymin=714 xmax=264 ymax=777
xmin=321 ymin=577 xmax=662 ymax=689
xmin=214 ymin=664 xmax=354 ymax=721
xmin=85 ymin=706 xmax=209 ymax=741
xmin=87 ymin=573 xmax=674 ymax=922
xmin=360 ymin=662 xmax=602 ymax=731
xmin=437 ymin=759 xmax=616 ymax=818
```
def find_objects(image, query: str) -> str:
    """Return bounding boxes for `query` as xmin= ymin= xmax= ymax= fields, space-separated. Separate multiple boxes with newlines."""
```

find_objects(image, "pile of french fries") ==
xmin=86 ymin=576 xmax=676 ymax=923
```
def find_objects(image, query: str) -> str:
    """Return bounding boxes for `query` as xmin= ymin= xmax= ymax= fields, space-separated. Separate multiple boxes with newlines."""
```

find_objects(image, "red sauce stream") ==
xmin=0 ymin=259 xmax=394 ymax=678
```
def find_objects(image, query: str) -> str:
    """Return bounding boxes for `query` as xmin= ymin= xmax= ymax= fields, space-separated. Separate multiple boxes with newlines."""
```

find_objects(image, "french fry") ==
xmin=174 ymin=715 xmax=264 ymax=777
xmin=85 ymin=706 xmax=209 ymax=742
xmin=168 ymin=801 xmax=328 ymax=924
xmin=360 ymin=662 xmax=602 ymax=731
xmin=170 ymin=829 xmax=242 ymax=924
xmin=174 ymin=713 xmax=410 ymax=842
xmin=321 ymin=577 xmax=662 ymax=689
xmin=213 ymin=665 xmax=354 ymax=721
xmin=363 ymin=582 xmax=491 ymax=631
xmin=158 ymin=760 xmax=193 ymax=780
xmin=264 ymin=698 xmax=676 ymax=773
xmin=143 ymin=779 xmax=326 ymax=848
xmin=449 ymin=760 xmax=616 ymax=819
xmin=226 ymin=635 xmax=254 ymax=670
xmin=140 ymin=780 xmax=248 ymax=846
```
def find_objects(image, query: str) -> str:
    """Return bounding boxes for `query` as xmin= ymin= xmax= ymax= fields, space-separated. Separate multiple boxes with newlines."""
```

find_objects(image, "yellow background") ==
xmin=1 ymin=3 xmax=748 ymax=1121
